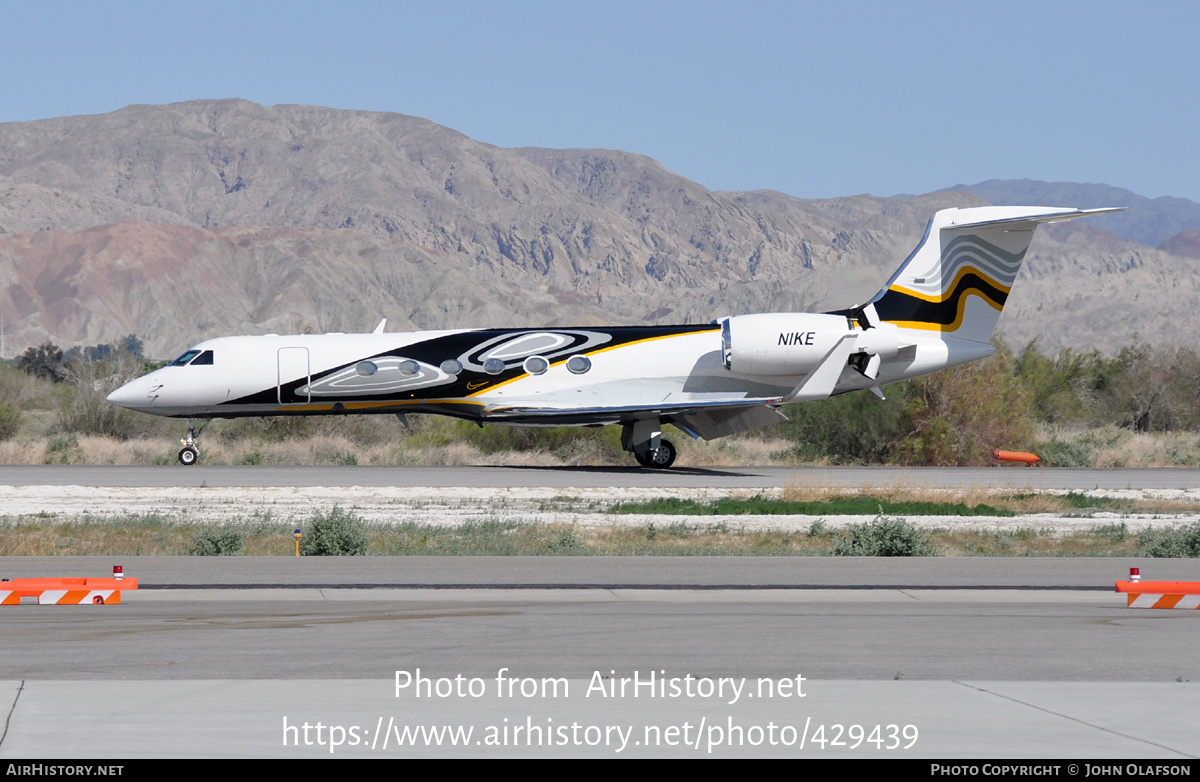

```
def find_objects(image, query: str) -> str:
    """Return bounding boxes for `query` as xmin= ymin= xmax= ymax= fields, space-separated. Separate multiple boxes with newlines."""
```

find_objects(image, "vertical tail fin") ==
xmin=868 ymin=206 xmax=1119 ymax=343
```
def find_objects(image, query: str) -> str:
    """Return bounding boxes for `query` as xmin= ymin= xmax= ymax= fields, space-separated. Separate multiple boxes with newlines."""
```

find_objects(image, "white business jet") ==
xmin=107 ymin=205 xmax=1117 ymax=468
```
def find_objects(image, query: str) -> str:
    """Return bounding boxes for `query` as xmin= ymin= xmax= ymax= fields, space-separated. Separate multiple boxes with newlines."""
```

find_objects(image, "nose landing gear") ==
xmin=178 ymin=420 xmax=209 ymax=466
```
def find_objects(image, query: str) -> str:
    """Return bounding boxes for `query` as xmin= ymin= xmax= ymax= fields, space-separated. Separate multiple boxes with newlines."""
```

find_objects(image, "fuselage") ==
xmin=105 ymin=320 xmax=991 ymax=426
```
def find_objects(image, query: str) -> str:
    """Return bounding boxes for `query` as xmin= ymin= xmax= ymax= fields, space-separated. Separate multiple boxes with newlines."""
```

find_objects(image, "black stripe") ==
xmin=874 ymin=272 xmax=1008 ymax=326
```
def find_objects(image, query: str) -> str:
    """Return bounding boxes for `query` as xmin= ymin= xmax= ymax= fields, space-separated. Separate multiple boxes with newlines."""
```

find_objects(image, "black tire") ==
xmin=179 ymin=446 xmax=199 ymax=466
xmin=634 ymin=439 xmax=676 ymax=469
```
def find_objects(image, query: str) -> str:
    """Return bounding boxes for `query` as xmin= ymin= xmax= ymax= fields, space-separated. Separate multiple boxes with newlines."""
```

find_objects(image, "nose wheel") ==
xmin=178 ymin=420 xmax=209 ymax=466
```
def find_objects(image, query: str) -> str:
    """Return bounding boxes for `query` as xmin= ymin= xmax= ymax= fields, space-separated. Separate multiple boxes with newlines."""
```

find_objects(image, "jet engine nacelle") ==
xmin=853 ymin=320 xmax=902 ymax=360
xmin=721 ymin=313 xmax=854 ymax=376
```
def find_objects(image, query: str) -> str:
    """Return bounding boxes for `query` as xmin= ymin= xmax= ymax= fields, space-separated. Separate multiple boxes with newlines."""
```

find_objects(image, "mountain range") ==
xmin=0 ymin=99 xmax=1197 ymax=358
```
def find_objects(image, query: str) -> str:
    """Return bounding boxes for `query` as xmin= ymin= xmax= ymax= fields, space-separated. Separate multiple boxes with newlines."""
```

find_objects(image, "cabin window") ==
xmin=169 ymin=350 xmax=202 ymax=367
xmin=483 ymin=358 xmax=505 ymax=375
xmin=398 ymin=360 xmax=419 ymax=376
xmin=440 ymin=359 xmax=463 ymax=375
xmin=566 ymin=355 xmax=592 ymax=374
xmin=355 ymin=361 xmax=378 ymax=377
xmin=524 ymin=356 xmax=549 ymax=375
xmin=189 ymin=350 xmax=214 ymax=366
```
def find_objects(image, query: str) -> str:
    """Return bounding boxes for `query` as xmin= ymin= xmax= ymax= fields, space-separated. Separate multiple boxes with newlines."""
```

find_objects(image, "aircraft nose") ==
xmin=107 ymin=378 xmax=155 ymax=410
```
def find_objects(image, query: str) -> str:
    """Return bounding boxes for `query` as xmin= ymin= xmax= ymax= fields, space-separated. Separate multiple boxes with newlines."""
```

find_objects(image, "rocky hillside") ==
xmin=0 ymin=100 xmax=1196 ymax=357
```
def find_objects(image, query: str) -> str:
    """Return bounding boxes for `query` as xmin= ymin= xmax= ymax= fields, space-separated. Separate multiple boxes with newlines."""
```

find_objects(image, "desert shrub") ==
xmin=54 ymin=352 xmax=152 ymax=439
xmin=1036 ymin=438 xmax=1093 ymax=467
xmin=0 ymin=402 xmax=21 ymax=441
xmin=300 ymin=507 xmax=369 ymax=556
xmin=1139 ymin=524 xmax=1200 ymax=558
xmin=216 ymin=416 xmax=313 ymax=442
xmin=0 ymin=364 xmax=56 ymax=410
xmin=462 ymin=421 xmax=624 ymax=458
xmin=44 ymin=434 xmax=82 ymax=464
xmin=189 ymin=528 xmax=245 ymax=556
xmin=832 ymin=515 xmax=938 ymax=556
xmin=895 ymin=341 xmax=1036 ymax=466
xmin=779 ymin=387 xmax=906 ymax=463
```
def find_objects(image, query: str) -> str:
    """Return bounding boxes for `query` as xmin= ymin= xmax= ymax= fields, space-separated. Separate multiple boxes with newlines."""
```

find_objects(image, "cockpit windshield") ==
xmin=168 ymin=349 xmax=214 ymax=367
xmin=169 ymin=350 xmax=202 ymax=367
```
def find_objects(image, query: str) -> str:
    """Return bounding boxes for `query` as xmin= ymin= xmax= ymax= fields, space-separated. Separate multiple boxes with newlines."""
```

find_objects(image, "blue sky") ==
xmin=2 ymin=1 xmax=1196 ymax=201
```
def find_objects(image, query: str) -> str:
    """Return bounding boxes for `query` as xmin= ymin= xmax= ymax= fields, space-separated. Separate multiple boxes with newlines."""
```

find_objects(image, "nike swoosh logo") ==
xmin=466 ymin=381 xmax=487 ymax=390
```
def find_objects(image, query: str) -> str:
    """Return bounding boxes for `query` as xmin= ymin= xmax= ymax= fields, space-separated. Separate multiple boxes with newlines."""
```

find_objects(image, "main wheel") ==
xmin=179 ymin=446 xmax=199 ymax=466
xmin=634 ymin=439 xmax=676 ymax=469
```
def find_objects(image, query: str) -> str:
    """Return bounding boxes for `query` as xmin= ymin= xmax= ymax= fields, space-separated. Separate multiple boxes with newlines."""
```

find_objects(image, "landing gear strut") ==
xmin=179 ymin=420 xmax=209 ymax=466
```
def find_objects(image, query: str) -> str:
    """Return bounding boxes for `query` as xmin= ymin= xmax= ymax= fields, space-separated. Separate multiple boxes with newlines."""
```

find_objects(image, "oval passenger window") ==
xmin=524 ymin=356 xmax=549 ymax=375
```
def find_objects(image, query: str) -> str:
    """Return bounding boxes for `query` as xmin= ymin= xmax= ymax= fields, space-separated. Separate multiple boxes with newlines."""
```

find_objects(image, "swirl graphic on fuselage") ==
xmin=457 ymin=330 xmax=612 ymax=372
xmin=300 ymin=357 xmax=455 ymax=396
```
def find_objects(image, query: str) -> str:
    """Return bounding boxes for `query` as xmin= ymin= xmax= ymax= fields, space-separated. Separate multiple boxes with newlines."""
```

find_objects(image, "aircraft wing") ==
xmin=481 ymin=395 xmax=789 ymax=439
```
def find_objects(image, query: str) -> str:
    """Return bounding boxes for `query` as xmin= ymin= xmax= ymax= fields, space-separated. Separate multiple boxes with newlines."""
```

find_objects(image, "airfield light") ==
xmin=1130 ymin=567 xmax=1140 ymax=583
xmin=113 ymin=565 xmax=124 ymax=581
xmin=294 ymin=530 xmax=302 ymax=557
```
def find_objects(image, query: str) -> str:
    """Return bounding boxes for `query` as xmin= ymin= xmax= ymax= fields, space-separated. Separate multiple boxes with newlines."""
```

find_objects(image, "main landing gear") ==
xmin=178 ymin=420 xmax=209 ymax=466
xmin=622 ymin=419 xmax=677 ymax=469
xmin=633 ymin=439 xmax=676 ymax=469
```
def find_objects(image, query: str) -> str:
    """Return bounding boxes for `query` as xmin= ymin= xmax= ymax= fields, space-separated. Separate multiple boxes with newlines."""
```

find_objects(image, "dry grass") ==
xmin=781 ymin=476 xmax=1200 ymax=514
xmin=781 ymin=477 xmax=1056 ymax=511
xmin=4 ymin=415 xmax=1200 ymax=472
xmin=0 ymin=514 xmax=1152 ymax=557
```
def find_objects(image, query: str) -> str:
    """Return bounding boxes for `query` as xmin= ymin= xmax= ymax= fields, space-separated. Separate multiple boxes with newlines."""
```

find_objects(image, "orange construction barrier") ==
xmin=0 ymin=576 xmax=139 ymax=605
xmin=994 ymin=450 xmax=1040 ymax=465
xmin=1115 ymin=580 xmax=1200 ymax=609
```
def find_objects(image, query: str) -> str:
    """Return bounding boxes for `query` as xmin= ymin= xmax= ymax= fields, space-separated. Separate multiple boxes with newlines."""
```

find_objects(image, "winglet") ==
xmin=372 ymin=319 xmax=387 ymax=334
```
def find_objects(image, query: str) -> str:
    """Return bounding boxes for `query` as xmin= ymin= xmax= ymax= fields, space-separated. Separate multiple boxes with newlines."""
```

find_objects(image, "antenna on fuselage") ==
xmin=372 ymin=319 xmax=387 ymax=334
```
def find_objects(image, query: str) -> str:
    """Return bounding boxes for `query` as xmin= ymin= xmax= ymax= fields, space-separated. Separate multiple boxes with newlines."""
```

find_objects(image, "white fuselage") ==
xmin=106 ymin=321 xmax=991 ymax=425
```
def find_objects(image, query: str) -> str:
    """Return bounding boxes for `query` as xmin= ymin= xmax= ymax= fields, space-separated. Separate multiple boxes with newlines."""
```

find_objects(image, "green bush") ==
xmin=1139 ymin=524 xmax=1200 ymax=558
xmin=300 ymin=507 xmax=369 ymax=556
xmin=1036 ymin=439 xmax=1093 ymax=467
xmin=780 ymin=386 xmax=906 ymax=464
xmin=832 ymin=515 xmax=938 ymax=557
xmin=189 ymin=528 xmax=245 ymax=556
xmin=0 ymin=402 xmax=21 ymax=441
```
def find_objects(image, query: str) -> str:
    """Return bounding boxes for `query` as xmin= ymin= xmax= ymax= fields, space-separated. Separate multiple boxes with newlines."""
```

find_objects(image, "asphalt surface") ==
xmin=3 ymin=464 xmax=1200 ymax=489
xmin=2 ymin=467 xmax=1199 ymax=758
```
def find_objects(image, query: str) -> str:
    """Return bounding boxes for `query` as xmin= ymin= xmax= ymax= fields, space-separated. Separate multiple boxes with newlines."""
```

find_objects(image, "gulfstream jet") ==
xmin=106 ymin=205 xmax=1117 ymax=468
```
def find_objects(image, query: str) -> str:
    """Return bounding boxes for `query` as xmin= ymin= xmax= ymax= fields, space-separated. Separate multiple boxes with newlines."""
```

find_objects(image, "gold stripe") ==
xmin=342 ymin=399 xmax=485 ymax=411
xmin=466 ymin=329 xmax=718 ymax=398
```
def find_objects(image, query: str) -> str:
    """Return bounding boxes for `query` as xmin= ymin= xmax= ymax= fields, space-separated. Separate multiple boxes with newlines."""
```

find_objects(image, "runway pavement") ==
xmin=3 ymin=463 xmax=1200 ymax=489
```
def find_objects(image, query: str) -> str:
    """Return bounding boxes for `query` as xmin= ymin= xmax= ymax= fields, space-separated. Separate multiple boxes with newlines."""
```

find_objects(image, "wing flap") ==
xmin=672 ymin=405 xmax=788 ymax=440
